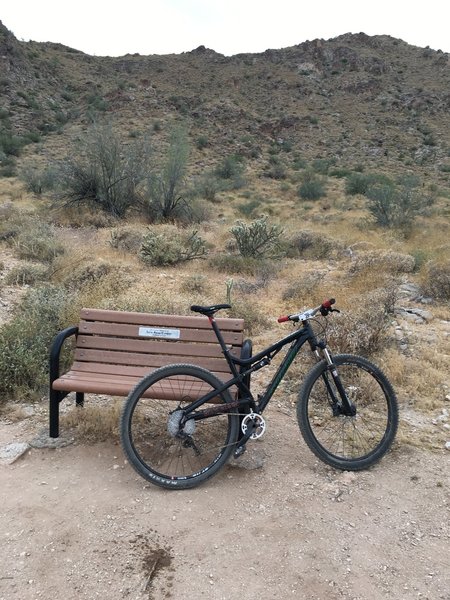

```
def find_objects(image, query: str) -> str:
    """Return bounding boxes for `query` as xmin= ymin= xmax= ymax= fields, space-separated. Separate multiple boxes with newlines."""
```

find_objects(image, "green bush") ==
xmin=140 ymin=227 xmax=207 ymax=266
xmin=366 ymin=176 xmax=434 ymax=229
xmin=345 ymin=172 xmax=391 ymax=196
xmin=58 ymin=124 xmax=152 ymax=217
xmin=298 ymin=171 xmax=326 ymax=200
xmin=231 ymin=216 xmax=285 ymax=259
xmin=0 ymin=285 xmax=70 ymax=401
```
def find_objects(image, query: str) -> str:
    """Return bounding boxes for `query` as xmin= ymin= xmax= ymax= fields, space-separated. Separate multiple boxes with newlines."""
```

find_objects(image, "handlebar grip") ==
xmin=277 ymin=315 xmax=290 ymax=323
xmin=322 ymin=298 xmax=336 ymax=310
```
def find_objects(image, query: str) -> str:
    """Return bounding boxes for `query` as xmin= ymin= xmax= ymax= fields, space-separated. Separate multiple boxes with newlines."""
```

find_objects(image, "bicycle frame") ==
xmin=182 ymin=317 xmax=319 ymax=419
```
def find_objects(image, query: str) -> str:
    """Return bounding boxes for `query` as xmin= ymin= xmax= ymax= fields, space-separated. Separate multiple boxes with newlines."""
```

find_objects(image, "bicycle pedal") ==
xmin=234 ymin=445 xmax=247 ymax=459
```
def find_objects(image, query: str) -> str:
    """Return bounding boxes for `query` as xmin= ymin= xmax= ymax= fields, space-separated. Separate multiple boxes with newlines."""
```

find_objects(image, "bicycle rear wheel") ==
xmin=120 ymin=364 xmax=239 ymax=489
xmin=298 ymin=354 xmax=398 ymax=470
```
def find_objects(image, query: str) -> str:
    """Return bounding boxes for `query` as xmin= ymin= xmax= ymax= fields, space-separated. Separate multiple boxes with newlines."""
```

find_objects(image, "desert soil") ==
xmin=0 ymin=401 xmax=449 ymax=600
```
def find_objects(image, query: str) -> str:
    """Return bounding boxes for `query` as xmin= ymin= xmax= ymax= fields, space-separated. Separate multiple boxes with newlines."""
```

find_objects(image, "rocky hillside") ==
xmin=1 ymin=20 xmax=449 ymax=181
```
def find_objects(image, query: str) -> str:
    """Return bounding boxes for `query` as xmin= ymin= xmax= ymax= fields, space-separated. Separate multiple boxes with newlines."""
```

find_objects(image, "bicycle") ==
xmin=120 ymin=299 xmax=398 ymax=489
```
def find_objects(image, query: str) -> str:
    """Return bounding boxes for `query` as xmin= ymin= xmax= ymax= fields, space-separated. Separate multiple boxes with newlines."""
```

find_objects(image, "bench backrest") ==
xmin=73 ymin=308 xmax=244 ymax=381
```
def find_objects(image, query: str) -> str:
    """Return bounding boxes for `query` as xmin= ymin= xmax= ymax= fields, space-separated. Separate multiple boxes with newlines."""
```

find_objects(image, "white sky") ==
xmin=1 ymin=0 xmax=449 ymax=57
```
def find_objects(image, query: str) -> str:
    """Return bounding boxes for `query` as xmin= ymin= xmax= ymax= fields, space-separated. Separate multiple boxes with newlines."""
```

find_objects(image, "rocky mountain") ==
xmin=1 ymin=20 xmax=449 ymax=180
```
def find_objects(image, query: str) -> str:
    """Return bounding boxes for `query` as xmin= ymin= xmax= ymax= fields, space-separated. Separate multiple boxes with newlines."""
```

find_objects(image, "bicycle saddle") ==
xmin=190 ymin=304 xmax=231 ymax=316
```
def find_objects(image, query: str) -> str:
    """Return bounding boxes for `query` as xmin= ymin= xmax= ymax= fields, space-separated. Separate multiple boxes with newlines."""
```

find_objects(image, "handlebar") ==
xmin=278 ymin=298 xmax=336 ymax=323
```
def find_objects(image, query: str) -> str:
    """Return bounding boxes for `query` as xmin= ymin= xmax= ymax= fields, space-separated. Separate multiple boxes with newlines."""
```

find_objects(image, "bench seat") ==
xmin=49 ymin=308 xmax=251 ymax=437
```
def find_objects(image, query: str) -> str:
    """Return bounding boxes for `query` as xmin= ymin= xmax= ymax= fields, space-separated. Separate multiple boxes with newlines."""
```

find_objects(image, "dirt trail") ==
xmin=1 ymin=405 xmax=449 ymax=600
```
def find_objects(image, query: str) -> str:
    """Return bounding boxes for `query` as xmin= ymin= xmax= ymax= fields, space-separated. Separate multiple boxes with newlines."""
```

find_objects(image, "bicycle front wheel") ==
xmin=298 ymin=354 xmax=398 ymax=470
xmin=120 ymin=364 xmax=240 ymax=489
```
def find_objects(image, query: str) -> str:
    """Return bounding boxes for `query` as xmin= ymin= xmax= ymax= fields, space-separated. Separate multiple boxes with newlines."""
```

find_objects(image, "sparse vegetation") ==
xmin=231 ymin=216 xmax=285 ymax=259
xmin=0 ymin=285 xmax=70 ymax=401
xmin=140 ymin=226 xmax=207 ymax=266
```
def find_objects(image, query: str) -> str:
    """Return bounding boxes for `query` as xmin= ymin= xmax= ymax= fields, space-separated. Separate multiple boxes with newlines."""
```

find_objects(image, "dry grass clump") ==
xmin=282 ymin=271 xmax=327 ymax=303
xmin=349 ymin=250 xmax=416 ymax=275
xmin=109 ymin=225 xmax=145 ymax=253
xmin=325 ymin=286 xmax=397 ymax=356
xmin=5 ymin=262 xmax=48 ymax=285
xmin=420 ymin=260 xmax=450 ymax=300
xmin=61 ymin=400 xmax=122 ymax=442
xmin=287 ymin=230 xmax=342 ymax=260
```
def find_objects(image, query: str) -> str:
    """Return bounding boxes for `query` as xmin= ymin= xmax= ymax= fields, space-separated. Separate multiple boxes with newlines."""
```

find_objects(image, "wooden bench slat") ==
xmin=73 ymin=348 xmax=232 ymax=372
xmin=76 ymin=335 xmax=239 ymax=358
xmin=80 ymin=308 xmax=244 ymax=331
xmin=53 ymin=371 xmax=230 ymax=401
xmin=78 ymin=320 xmax=243 ymax=345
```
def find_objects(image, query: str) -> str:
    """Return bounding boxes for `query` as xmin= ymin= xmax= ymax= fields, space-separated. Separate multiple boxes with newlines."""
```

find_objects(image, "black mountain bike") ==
xmin=120 ymin=299 xmax=398 ymax=489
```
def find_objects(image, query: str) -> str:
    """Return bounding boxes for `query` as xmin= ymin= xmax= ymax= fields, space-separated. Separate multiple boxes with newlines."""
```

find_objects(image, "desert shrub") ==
xmin=63 ymin=261 xmax=115 ymax=291
xmin=237 ymin=199 xmax=263 ymax=217
xmin=142 ymin=126 xmax=190 ymax=221
xmin=140 ymin=227 xmax=207 ymax=266
xmin=0 ymin=285 xmax=70 ymax=401
xmin=214 ymin=154 xmax=246 ymax=189
xmin=12 ymin=220 xmax=65 ymax=263
xmin=0 ymin=206 xmax=21 ymax=241
xmin=312 ymin=158 xmax=335 ymax=174
xmin=287 ymin=230 xmax=336 ymax=260
xmin=20 ymin=164 xmax=57 ymax=194
xmin=196 ymin=135 xmax=209 ymax=150
xmin=5 ymin=263 xmax=48 ymax=286
xmin=349 ymin=250 xmax=416 ymax=275
xmin=366 ymin=176 xmax=434 ymax=229
xmin=231 ymin=216 xmax=285 ymax=259
xmin=109 ymin=226 xmax=144 ymax=253
xmin=282 ymin=271 xmax=326 ymax=302
xmin=420 ymin=260 xmax=450 ymax=300
xmin=191 ymin=173 xmax=222 ymax=202
xmin=57 ymin=124 xmax=152 ymax=217
xmin=208 ymin=254 xmax=260 ymax=275
xmin=180 ymin=274 xmax=208 ymax=295
xmin=325 ymin=286 xmax=397 ymax=356
xmin=345 ymin=172 xmax=391 ymax=196
xmin=298 ymin=171 xmax=326 ymax=200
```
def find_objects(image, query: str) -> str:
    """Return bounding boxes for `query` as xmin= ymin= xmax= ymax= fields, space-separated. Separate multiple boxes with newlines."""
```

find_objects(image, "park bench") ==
xmin=49 ymin=308 xmax=251 ymax=438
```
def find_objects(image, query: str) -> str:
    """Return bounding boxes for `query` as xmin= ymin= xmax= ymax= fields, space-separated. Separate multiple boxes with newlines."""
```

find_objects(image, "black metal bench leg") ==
xmin=76 ymin=392 xmax=84 ymax=408
xmin=49 ymin=389 xmax=61 ymax=438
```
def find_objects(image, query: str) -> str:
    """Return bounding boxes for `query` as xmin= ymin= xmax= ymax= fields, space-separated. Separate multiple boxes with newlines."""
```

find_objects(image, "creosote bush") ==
xmin=420 ymin=260 xmax=450 ymax=300
xmin=140 ymin=227 xmax=207 ymax=266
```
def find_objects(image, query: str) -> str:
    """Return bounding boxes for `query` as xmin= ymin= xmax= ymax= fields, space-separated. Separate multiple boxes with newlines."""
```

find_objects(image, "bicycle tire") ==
xmin=120 ymin=364 xmax=240 ymax=489
xmin=297 ymin=354 xmax=398 ymax=470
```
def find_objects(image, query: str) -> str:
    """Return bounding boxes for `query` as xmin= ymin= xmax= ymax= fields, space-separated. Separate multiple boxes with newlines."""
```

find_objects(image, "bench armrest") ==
xmin=49 ymin=326 xmax=79 ymax=386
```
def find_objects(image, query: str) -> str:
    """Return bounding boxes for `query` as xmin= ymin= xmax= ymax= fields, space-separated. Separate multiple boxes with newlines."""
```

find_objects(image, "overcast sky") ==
xmin=2 ymin=0 xmax=449 ymax=57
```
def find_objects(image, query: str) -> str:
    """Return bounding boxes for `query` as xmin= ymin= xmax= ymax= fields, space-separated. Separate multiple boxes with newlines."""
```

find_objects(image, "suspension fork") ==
xmin=317 ymin=348 xmax=356 ymax=416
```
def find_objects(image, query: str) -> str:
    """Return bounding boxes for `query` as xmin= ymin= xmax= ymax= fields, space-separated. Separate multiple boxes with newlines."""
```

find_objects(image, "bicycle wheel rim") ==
xmin=299 ymin=355 xmax=398 ymax=469
xmin=123 ymin=366 xmax=238 ymax=486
